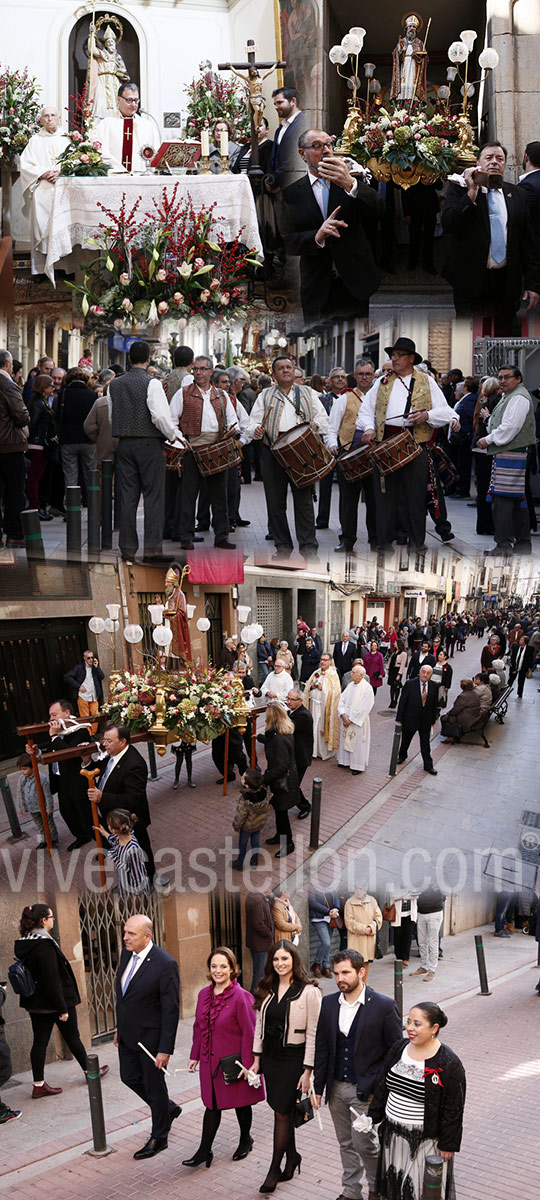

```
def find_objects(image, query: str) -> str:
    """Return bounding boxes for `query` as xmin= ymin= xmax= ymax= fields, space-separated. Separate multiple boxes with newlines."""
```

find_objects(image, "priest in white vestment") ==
xmin=337 ymin=664 xmax=374 ymax=774
xmin=19 ymin=106 xmax=70 ymax=265
xmin=304 ymin=652 xmax=341 ymax=760
xmin=261 ymin=659 xmax=294 ymax=706
xmin=94 ymin=82 xmax=159 ymax=173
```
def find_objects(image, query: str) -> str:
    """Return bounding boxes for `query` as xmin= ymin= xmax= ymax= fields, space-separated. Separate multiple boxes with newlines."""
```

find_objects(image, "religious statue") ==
xmin=163 ymin=565 xmax=192 ymax=663
xmin=390 ymin=13 xmax=428 ymax=104
xmin=227 ymin=61 xmax=278 ymax=131
xmin=86 ymin=17 xmax=129 ymax=120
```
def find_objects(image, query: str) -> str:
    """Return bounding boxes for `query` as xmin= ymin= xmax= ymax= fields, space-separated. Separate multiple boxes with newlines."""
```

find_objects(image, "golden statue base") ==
xmin=366 ymin=157 xmax=440 ymax=190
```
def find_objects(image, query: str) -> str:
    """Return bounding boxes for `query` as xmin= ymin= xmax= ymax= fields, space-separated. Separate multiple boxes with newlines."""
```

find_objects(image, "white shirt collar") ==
xmin=108 ymin=743 xmax=131 ymax=769
xmin=519 ymin=167 xmax=540 ymax=180
xmin=338 ymin=987 xmax=366 ymax=1009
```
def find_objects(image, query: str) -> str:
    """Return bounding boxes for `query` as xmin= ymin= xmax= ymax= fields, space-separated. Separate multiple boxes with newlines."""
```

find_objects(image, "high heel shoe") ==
xmin=232 ymin=1134 xmax=253 ymax=1161
xmin=259 ymin=1178 xmax=279 ymax=1194
xmin=182 ymin=1149 xmax=213 ymax=1168
xmin=280 ymin=1153 xmax=301 ymax=1181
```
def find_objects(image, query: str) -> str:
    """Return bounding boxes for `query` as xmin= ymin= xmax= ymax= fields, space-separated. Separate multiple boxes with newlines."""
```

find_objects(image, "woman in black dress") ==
xmin=259 ymin=703 xmax=298 ymax=859
xmin=251 ymin=941 xmax=321 ymax=1193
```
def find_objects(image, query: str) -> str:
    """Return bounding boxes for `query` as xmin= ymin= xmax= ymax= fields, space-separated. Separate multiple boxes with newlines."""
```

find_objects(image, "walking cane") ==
xmin=80 ymin=765 xmax=107 ymax=888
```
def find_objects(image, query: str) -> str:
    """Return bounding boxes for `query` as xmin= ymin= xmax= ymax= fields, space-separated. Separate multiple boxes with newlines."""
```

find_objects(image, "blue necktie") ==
xmin=316 ymin=178 xmax=330 ymax=218
xmin=487 ymin=191 xmax=506 ymax=264
xmin=100 ymin=756 xmax=115 ymax=787
xmin=122 ymin=953 xmax=139 ymax=995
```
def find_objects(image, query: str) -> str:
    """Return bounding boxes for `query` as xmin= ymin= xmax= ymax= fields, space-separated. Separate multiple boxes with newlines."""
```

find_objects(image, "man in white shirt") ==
xmin=260 ymin=659 xmax=294 ymax=705
xmin=356 ymin=337 xmax=459 ymax=551
xmin=173 ymin=357 xmax=239 ymax=550
xmin=327 ymin=359 xmax=377 ymax=552
xmin=477 ymin=363 xmax=536 ymax=553
xmin=248 ymin=356 xmax=328 ymax=559
xmin=94 ymin=82 xmax=160 ymax=173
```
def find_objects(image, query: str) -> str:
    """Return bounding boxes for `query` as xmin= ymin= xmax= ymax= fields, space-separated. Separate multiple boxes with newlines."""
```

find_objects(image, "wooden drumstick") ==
xmin=80 ymin=765 xmax=107 ymax=888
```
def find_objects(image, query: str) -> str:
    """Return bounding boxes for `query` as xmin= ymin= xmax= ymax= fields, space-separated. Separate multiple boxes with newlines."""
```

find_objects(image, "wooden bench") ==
xmin=458 ymin=684 xmax=514 ymax=749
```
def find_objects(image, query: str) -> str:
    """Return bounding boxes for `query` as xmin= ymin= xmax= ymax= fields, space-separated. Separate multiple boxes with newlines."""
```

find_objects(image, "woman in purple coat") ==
xmin=182 ymin=946 xmax=264 ymax=1169
xmin=364 ymin=640 xmax=385 ymax=694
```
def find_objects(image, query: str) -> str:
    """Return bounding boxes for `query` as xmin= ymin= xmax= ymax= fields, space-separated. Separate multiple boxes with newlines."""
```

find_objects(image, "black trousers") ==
xmin=163 ymin=469 xmax=182 ymax=540
xmin=133 ymin=821 xmax=155 ymax=881
xmin=474 ymin=453 xmax=494 ymax=534
xmin=295 ymin=763 xmax=310 ymax=813
xmin=453 ymin=269 xmax=516 ymax=331
xmin=261 ymin=443 xmax=317 ymax=553
xmin=491 ymin=494 xmax=531 ymax=549
xmin=227 ymin=465 xmax=242 ymax=525
xmin=29 ymin=1007 xmax=87 ymax=1081
xmin=408 ymin=213 xmax=436 ymax=270
xmin=117 ymin=438 xmax=165 ymax=558
xmin=0 ymin=451 xmax=26 ymax=539
xmin=373 ymin=447 xmax=429 ymax=549
xmin=393 ymin=916 xmax=413 ymax=962
xmin=338 ymin=471 xmax=377 ymax=547
xmin=179 ymin=451 xmax=229 ymax=544
xmin=57 ymin=783 xmax=93 ymax=841
xmin=119 ymin=1041 xmax=176 ymax=1140
xmin=317 ymin=468 xmax=334 ymax=526
xmin=212 ymin=731 xmax=247 ymax=777
xmin=399 ymin=722 xmax=433 ymax=770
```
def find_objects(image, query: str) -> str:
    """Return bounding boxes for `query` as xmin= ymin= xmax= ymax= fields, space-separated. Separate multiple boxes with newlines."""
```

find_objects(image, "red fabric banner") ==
xmin=186 ymin=549 xmax=244 ymax=584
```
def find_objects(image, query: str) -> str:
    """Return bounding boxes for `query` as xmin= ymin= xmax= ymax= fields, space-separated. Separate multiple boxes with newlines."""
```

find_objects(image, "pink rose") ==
xmin=158 ymin=300 xmax=169 ymax=314
xmin=230 ymin=287 xmax=241 ymax=299
xmin=209 ymin=278 xmax=220 ymax=291
xmin=92 ymin=141 xmax=102 ymax=151
xmin=71 ymin=130 xmax=83 ymax=143
xmin=194 ymin=257 xmax=205 ymax=269
xmin=220 ymin=293 xmax=230 ymax=306
xmin=200 ymin=289 xmax=210 ymax=303
xmin=90 ymin=305 xmax=104 ymax=315
xmin=121 ymin=298 xmax=133 ymax=311
xmin=156 ymin=268 xmax=167 ymax=282
xmin=173 ymin=292 xmax=184 ymax=304
xmin=79 ymin=153 xmax=90 ymax=163
xmin=119 ymin=272 xmax=130 ymax=285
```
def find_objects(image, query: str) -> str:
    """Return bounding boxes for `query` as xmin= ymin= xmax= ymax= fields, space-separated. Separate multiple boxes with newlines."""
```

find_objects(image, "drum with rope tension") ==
xmin=272 ymin=422 xmax=334 ymax=489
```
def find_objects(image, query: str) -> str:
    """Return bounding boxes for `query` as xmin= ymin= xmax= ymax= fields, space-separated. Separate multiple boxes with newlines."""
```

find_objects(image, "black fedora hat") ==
xmin=384 ymin=336 xmax=422 ymax=364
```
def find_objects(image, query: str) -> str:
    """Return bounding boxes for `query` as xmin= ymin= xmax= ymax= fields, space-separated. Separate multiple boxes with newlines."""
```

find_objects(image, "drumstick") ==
xmin=137 ymin=1041 xmax=171 ymax=1075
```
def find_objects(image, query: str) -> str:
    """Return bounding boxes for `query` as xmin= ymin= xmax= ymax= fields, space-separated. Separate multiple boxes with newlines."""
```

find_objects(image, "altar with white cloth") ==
xmin=32 ymin=172 xmax=263 ymax=283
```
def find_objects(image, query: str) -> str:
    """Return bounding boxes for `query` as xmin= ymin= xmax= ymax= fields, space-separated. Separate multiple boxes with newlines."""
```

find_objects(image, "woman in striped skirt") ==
xmin=368 ymin=1002 xmax=466 ymax=1199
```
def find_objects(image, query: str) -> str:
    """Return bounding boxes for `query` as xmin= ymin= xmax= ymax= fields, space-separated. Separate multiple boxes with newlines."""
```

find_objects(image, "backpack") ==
xmin=8 ymin=957 xmax=35 ymax=998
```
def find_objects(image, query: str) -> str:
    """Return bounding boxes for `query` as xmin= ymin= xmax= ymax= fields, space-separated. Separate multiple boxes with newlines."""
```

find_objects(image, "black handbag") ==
xmin=293 ymin=1092 xmax=314 ymax=1128
xmin=219 ymin=1054 xmax=242 ymax=1085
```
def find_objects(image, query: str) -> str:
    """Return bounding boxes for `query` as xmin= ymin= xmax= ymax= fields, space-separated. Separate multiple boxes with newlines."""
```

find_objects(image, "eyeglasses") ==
xmin=304 ymin=140 xmax=334 ymax=151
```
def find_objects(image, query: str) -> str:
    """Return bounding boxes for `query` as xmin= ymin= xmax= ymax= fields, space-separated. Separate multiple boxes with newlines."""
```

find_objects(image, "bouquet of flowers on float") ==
xmin=163 ymin=662 xmax=237 ymax=743
xmin=184 ymin=68 xmax=250 ymax=140
xmin=101 ymin=667 xmax=160 ymax=732
xmin=57 ymin=86 xmax=108 ymax=177
xmin=348 ymin=103 xmax=467 ymax=178
xmin=69 ymin=185 xmax=259 ymax=329
xmin=0 ymin=64 xmax=41 ymax=165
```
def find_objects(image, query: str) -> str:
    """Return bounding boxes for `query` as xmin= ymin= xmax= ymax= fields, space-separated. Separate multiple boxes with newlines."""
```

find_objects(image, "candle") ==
xmin=220 ymin=130 xmax=228 ymax=158
xmin=200 ymin=128 xmax=210 ymax=157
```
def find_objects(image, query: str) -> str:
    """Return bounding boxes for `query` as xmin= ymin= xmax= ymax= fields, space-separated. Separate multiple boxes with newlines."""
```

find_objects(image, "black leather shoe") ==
xmin=182 ymin=1149 xmax=213 ymax=1168
xmin=297 ymin=806 xmax=311 ymax=820
xmin=142 ymin=554 xmax=175 ymax=564
xmin=214 ymin=539 xmax=237 ymax=549
xmin=275 ymin=842 xmax=295 ymax=858
xmin=133 ymin=1137 xmax=168 ymax=1159
xmin=67 ymin=836 xmax=92 ymax=850
xmin=169 ymin=1104 xmax=182 ymax=1129
xmin=232 ymin=1135 xmax=253 ymax=1161
xmin=425 ymin=767 xmax=438 ymax=775
xmin=179 ymin=542 xmax=194 ymax=549
xmin=265 ymin=835 xmax=280 ymax=845
xmin=334 ymin=543 xmax=354 ymax=553
xmin=397 ymin=756 xmax=407 ymax=765
xmin=194 ymin=535 xmax=204 ymax=543
xmin=236 ymin=518 xmax=251 ymax=527
xmin=195 ymin=525 xmax=210 ymax=532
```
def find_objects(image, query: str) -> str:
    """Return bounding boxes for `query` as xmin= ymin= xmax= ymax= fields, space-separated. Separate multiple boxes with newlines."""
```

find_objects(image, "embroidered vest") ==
xmin=339 ymin=389 xmax=363 ymax=450
xmin=486 ymin=385 xmax=536 ymax=455
xmin=375 ymin=369 xmax=432 ymax=443
xmin=180 ymin=384 xmax=227 ymax=439
xmin=260 ymin=383 xmax=316 ymax=444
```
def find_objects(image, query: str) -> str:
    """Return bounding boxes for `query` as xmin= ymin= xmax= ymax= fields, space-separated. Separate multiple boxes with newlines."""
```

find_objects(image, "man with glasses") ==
xmin=95 ymin=82 xmax=159 ymax=173
xmin=476 ymin=364 xmax=536 ymax=554
xmin=279 ymin=129 xmax=382 ymax=322
xmin=171 ymin=356 xmax=239 ymax=550
xmin=327 ymin=359 xmax=377 ymax=552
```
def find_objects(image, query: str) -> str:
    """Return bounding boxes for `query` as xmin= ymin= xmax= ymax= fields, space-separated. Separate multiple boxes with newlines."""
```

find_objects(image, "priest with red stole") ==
xmin=94 ymin=82 xmax=158 ymax=173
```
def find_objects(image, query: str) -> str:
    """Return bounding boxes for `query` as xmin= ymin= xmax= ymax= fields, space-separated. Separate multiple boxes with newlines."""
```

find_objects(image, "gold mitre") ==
xmin=402 ymin=12 xmax=423 ymax=32
xmin=165 ymin=566 xmax=180 ymax=588
xmin=103 ymin=24 xmax=117 ymax=41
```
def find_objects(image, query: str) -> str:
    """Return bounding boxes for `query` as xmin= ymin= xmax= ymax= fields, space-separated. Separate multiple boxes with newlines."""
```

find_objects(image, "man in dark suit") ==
xmin=45 ymin=699 xmax=94 ymax=849
xmin=280 ymin=129 xmax=382 ymax=322
xmin=115 ymin=914 xmax=180 ymax=1159
xmin=442 ymin=141 xmax=540 ymax=325
xmin=406 ymin=641 xmax=436 ymax=680
xmin=287 ymin=688 xmax=314 ymax=818
xmin=333 ymin=632 xmax=357 ymax=681
xmin=509 ymin=635 xmax=536 ymax=697
xmin=266 ymin=87 xmax=305 ymax=191
xmin=313 ymin=949 xmax=402 ymax=1200
xmin=87 ymin=723 xmax=155 ymax=878
xmin=396 ymin=664 xmax=439 ymax=774
xmin=518 ymin=141 xmax=540 ymax=260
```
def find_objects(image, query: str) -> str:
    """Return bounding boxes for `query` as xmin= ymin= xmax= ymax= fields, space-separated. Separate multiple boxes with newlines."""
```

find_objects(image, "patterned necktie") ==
xmin=487 ymin=191 xmax=506 ymax=264
xmin=122 ymin=953 xmax=139 ymax=995
xmin=421 ymin=682 xmax=427 ymax=706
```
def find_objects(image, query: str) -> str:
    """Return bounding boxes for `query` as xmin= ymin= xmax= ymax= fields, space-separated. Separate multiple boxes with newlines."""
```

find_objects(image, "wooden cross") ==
xmin=218 ymin=40 xmax=286 ymax=182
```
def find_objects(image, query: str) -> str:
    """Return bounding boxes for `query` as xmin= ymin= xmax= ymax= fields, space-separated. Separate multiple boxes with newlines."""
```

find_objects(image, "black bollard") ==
xmin=66 ymin=485 xmax=82 ymax=558
xmin=147 ymin=739 xmax=158 ymax=781
xmin=309 ymin=778 xmax=322 ymax=850
xmin=422 ymin=1154 xmax=444 ymax=1199
xmin=87 ymin=469 xmax=101 ymax=556
xmin=101 ymin=459 xmax=113 ymax=550
xmin=389 ymin=721 xmax=402 ymax=776
xmin=84 ymin=1053 xmax=115 ymax=1158
xmin=21 ymin=509 xmax=45 ymax=560
xmin=474 ymin=933 xmax=491 ymax=995
xmin=0 ymin=775 xmax=28 ymax=842
xmin=393 ymin=959 xmax=403 ymax=1022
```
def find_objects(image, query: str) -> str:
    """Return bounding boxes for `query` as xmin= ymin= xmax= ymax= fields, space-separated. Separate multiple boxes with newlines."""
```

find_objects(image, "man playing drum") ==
xmin=247 ymin=356 xmax=329 ymax=559
xmin=171 ymin=356 xmax=239 ymax=550
xmin=355 ymin=338 xmax=459 ymax=551
xmin=326 ymin=358 xmax=377 ymax=553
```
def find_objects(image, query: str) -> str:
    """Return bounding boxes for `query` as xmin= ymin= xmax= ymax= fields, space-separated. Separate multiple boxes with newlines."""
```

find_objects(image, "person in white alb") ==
xmin=303 ymin=653 xmax=341 ymax=760
xmin=94 ymin=82 xmax=159 ymax=173
xmin=260 ymin=659 xmax=294 ymax=705
xmin=19 ymin=106 xmax=70 ymax=273
xmin=172 ymin=356 xmax=239 ymax=550
xmin=356 ymin=338 xmax=459 ymax=551
xmin=248 ymin=356 xmax=328 ymax=559
xmin=337 ymin=665 xmax=375 ymax=775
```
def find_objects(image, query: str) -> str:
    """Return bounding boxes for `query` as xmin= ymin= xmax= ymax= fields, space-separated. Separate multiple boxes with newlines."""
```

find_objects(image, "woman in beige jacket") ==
xmin=271 ymin=889 xmax=302 ymax=943
xmin=250 ymin=940 xmax=321 ymax=1193
xmin=343 ymin=887 xmax=382 ymax=983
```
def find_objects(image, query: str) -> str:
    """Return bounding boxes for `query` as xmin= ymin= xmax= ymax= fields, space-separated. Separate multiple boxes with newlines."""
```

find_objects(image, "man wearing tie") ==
xmin=87 ymin=724 xmax=155 ymax=879
xmin=442 ymin=142 xmax=540 ymax=326
xmin=333 ymin=631 xmax=357 ymax=682
xmin=115 ymin=915 xmax=180 ymax=1159
xmin=396 ymin=664 xmax=439 ymax=775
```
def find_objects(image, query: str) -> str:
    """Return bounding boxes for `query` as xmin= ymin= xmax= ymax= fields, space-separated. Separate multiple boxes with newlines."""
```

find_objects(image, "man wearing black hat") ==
xmin=355 ymin=339 xmax=459 ymax=550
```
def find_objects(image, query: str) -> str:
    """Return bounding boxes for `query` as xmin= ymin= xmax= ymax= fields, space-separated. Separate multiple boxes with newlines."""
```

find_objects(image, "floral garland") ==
xmin=101 ymin=664 xmax=237 ymax=742
xmin=0 ymin=64 xmax=41 ymax=166
xmin=184 ymin=70 xmax=250 ymax=140
xmin=348 ymin=103 xmax=470 ymax=176
xmin=69 ymin=185 xmax=259 ymax=329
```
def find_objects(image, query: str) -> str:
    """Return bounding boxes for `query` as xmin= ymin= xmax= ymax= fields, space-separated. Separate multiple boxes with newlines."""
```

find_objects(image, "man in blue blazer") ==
xmin=115 ymin=914 xmax=181 ymax=1159
xmin=313 ymin=949 xmax=402 ymax=1200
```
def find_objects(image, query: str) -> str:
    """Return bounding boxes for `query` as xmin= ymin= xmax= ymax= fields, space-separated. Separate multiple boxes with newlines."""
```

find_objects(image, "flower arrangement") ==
xmin=348 ymin=103 xmax=469 ymax=177
xmin=101 ymin=663 xmax=237 ymax=742
xmin=69 ymin=184 xmax=259 ymax=328
xmin=184 ymin=69 xmax=250 ymax=141
xmin=57 ymin=85 xmax=108 ymax=177
xmin=0 ymin=64 xmax=41 ymax=166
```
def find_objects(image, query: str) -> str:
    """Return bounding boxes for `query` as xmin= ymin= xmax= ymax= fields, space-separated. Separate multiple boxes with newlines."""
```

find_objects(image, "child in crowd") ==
xmin=231 ymin=767 xmax=270 ymax=870
xmin=16 ymin=753 xmax=59 ymax=848
xmin=94 ymin=808 xmax=149 ymax=895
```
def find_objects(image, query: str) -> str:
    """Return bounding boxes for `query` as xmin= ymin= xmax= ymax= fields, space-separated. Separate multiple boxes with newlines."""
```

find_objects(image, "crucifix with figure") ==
xmin=218 ymin=40 xmax=286 ymax=182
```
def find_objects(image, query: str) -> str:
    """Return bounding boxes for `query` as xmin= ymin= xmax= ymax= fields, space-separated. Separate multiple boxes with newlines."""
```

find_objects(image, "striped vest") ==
xmin=375 ymin=369 xmax=433 ymax=443
xmin=260 ymin=383 xmax=316 ymax=444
